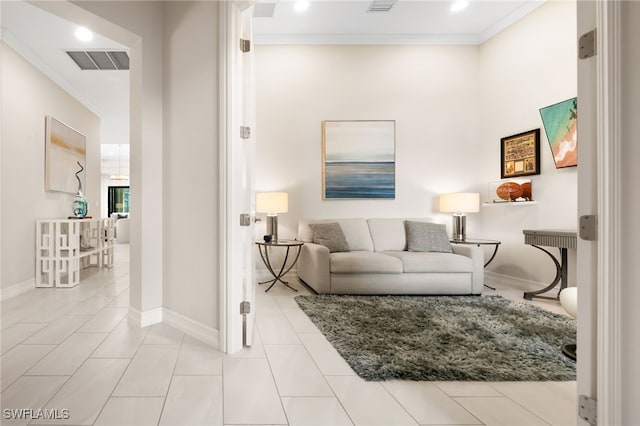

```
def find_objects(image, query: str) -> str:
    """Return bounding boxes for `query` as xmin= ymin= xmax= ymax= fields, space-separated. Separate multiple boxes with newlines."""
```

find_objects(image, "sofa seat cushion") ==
xmin=330 ymin=251 xmax=403 ymax=274
xmin=383 ymin=251 xmax=473 ymax=273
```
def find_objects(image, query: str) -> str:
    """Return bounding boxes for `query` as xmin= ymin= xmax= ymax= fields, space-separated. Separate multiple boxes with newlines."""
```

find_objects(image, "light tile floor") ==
xmin=1 ymin=244 xmax=576 ymax=425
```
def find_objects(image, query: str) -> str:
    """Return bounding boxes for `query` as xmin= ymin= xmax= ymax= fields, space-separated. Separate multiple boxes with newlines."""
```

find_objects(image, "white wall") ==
xmin=478 ymin=1 xmax=578 ymax=286
xmin=38 ymin=1 xmax=221 ymax=340
xmin=71 ymin=0 xmax=165 ymax=320
xmin=162 ymin=1 xmax=219 ymax=330
xmin=255 ymin=44 xmax=482 ymax=238
xmin=255 ymin=1 xmax=577 ymax=287
xmin=1 ymin=42 xmax=101 ymax=290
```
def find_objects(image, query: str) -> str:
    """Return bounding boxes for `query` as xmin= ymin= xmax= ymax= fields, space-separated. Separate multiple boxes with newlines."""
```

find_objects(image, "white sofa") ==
xmin=296 ymin=218 xmax=484 ymax=295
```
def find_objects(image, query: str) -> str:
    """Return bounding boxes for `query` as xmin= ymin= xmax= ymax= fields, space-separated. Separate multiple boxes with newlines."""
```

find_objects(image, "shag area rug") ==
xmin=295 ymin=294 xmax=576 ymax=382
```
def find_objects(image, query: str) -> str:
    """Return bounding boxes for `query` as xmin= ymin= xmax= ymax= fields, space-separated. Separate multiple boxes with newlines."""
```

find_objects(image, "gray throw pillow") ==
xmin=405 ymin=221 xmax=453 ymax=253
xmin=308 ymin=222 xmax=351 ymax=253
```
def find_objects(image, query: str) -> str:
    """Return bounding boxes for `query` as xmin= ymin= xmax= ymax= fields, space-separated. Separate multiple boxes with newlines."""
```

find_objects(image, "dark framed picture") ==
xmin=500 ymin=129 xmax=540 ymax=179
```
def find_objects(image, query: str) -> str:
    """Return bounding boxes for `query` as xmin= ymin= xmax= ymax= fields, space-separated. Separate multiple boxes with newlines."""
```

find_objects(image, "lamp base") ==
xmin=266 ymin=214 xmax=279 ymax=242
xmin=452 ymin=213 xmax=467 ymax=241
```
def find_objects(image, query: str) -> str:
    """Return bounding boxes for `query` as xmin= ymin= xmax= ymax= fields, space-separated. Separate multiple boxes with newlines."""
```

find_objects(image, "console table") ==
xmin=255 ymin=239 xmax=304 ymax=292
xmin=36 ymin=218 xmax=115 ymax=288
xmin=522 ymin=229 xmax=577 ymax=301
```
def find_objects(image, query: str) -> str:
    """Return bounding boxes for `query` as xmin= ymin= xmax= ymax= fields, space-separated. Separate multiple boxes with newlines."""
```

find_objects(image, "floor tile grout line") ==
xmin=433 ymin=385 xmax=486 ymax=425
xmin=452 ymin=395 xmax=554 ymax=426
xmin=259 ymin=326 xmax=291 ymax=425
xmin=269 ymin=276 xmax=356 ymax=426
xmin=89 ymin=309 xmax=149 ymax=424
xmin=483 ymin=390 xmax=557 ymax=426
xmin=155 ymin=330 xmax=186 ymax=425
xmin=378 ymin=381 xmax=433 ymax=426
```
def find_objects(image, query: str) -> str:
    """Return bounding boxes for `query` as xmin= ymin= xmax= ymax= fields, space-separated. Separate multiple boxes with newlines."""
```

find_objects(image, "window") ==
xmin=108 ymin=186 xmax=130 ymax=216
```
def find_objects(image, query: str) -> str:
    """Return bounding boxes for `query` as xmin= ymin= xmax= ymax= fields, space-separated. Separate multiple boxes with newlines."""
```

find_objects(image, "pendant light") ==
xmin=109 ymin=144 xmax=129 ymax=181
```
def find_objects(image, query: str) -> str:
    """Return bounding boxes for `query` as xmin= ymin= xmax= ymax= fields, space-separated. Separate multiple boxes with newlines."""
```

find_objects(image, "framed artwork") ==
xmin=500 ymin=129 xmax=540 ymax=179
xmin=45 ymin=116 xmax=86 ymax=194
xmin=539 ymin=97 xmax=578 ymax=168
xmin=322 ymin=120 xmax=395 ymax=199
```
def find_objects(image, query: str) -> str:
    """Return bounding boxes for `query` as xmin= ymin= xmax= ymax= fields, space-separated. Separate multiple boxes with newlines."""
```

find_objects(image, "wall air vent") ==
xmin=254 ymin=2 xmax=276 ymax=18
xmin=66 ymin=51 xmax=130 ymax=70
xmin=367 ymin=0 xmax=398 ymax=12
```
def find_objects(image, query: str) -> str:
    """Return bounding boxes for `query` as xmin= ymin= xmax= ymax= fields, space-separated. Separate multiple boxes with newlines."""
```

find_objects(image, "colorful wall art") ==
xmin=45 ymin=116 xmax=87 ymax=194
xmin=322 ymin=120 xmax=395 ymax=199
xmin=539 ymin=97 xmax=578 ymax=168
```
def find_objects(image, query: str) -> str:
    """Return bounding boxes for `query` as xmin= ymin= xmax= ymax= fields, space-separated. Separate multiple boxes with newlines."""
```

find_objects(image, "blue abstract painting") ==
xmin=322 ymin=121 xmax=395 ymax=199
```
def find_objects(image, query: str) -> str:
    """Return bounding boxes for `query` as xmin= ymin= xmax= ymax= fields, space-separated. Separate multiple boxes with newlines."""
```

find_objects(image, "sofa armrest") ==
xmin=452 ymin=245 xmax=484 ymax=294
xmin=297 ymin=243 xmax=331 ymax=294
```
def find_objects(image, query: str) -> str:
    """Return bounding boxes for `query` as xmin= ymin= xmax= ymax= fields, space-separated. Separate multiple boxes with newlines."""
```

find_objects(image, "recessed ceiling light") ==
xmin=75 ymin=26 xmax=94 ymax=42
xmin=294 ymin=1 xmax=309 ymax=12
xmin=450 ymin=0 xmax=469 ymax=12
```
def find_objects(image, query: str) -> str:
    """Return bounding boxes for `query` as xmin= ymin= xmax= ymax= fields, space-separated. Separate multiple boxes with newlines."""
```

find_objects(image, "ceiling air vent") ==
xmin=254 ymin=2 xmax=276 ymax=18
xmin=66 ymin=51 xmax=130 ymax=70
xmin=367 ymin=0 xmax=397 ymax=12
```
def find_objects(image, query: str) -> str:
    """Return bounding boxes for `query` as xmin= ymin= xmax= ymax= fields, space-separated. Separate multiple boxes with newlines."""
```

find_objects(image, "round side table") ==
xmin=255 ymin=239 xmax=304 ymax=292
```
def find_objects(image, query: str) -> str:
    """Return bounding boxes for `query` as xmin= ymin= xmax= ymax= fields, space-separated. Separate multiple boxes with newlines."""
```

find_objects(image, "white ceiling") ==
xmin=253 ymin=0 xmax=544 ymax=45
xmin=1 ymin=0 xmax=541 ymax=173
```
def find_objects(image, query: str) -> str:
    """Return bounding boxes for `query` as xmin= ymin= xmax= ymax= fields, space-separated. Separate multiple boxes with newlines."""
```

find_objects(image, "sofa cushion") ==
xmin=309 ymin=222 xmax=350 ymax=253
xmin=330 ymin=251 xmax=403 ymax=274
xmin=299 ymin=219 xmax=374 ymax=251
xmin=383 ymin=251 xmax=473 ymax=273
xmin=367 ymin=218 xmax=434 ymax=252
xmin=367 ymin=218 xmax=407 ymax=252
xmin=405 ymin=221 xmax=452 ymax=253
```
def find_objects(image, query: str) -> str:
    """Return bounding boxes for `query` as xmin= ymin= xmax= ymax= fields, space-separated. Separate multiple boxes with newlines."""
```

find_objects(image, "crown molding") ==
xmin=479 ymin=0 xmax=545 ymax=43
xmin=254 ymin=33 xmax=482 ymax=46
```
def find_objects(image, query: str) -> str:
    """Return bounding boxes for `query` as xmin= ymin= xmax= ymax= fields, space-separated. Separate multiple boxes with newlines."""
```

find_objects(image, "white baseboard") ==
xmin=485 ymin=271 xmax=548 ymax=291
xmin=128 ymin=306 xmax=162 ymax=328
xmin=163 ymin=308 xmax=220 ymax=349
xmin=127 ymin=306 xmax=219 ymax=349
xmin=0 ymin=278 xmax=35 ymax=301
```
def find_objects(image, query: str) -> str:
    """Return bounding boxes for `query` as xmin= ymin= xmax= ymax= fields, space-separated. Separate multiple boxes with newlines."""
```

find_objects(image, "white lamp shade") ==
xmin=439 ymin=192 xmax=480 ymax=213
xmin=256 ymin=192 xmax=288 ymax=214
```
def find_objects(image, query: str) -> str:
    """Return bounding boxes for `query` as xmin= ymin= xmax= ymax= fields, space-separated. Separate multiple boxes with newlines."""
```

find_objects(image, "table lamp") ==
xmin=256 ymin=192 xmax=288 ymax=242
xmin=439 ymin=192 xmax=480 ymax=241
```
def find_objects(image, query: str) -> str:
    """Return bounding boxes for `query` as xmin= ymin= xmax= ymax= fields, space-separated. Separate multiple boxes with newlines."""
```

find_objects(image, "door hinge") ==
xmin=240 ymin=301 xmax=251 ymax=315
xmin=240 ymin=126 xmax=251 ymax=140
xmin=579 ymin=29 xmax=596 ymax=59
xmin=240 ymin=38 xmax=251 ymax=53
xmin=239 ymin=213 xmax=251 ymax=226
xmin=579 ymin=215 xmax=597 ymax=241
xmin=579 ymin=395 xmax=597 ymax=425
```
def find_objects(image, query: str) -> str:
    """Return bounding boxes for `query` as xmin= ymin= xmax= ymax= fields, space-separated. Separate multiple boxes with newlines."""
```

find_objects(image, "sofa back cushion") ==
xmin=367 ymin=218 xmax=434 ymax=252
xmin=308 ymin=222 xmax=351 ymax=253
xmin=298 ymin=218 xmax=374 ymax=251
xmin=405 ymin=221 xmax=453 ymax=253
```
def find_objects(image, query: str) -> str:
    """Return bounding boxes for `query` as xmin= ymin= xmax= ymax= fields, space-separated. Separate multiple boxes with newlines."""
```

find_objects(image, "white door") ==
xmin=577 ymin=2 xmax=625 ymax=423
xmin=220 ymin=1 xmax=256 ymax=353
xmin=576 ymin=2 xmax=597 ymax=423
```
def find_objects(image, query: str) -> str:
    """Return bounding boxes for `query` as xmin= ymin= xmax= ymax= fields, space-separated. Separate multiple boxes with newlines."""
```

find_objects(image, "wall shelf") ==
xmin=482 ymin=201 xmax=538 ymax=207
